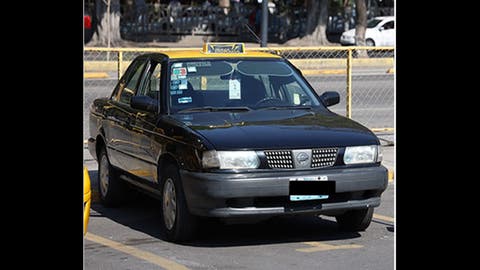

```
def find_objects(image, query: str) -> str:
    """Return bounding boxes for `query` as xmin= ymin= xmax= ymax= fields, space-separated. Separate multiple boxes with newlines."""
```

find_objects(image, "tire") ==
xmin=97 ymin=147 xmax=128 ymax=207
xmin=336 ymin=207 xmax=374 ymax=232
xmin=160 ymin=164 xmax=198 ymax=242
xmin=366 ymin=39 xmax=375 ymax=47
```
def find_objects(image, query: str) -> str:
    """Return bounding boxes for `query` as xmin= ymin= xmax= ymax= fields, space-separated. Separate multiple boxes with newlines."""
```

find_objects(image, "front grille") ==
xmin=264 ymin=150 xmax=294 ymax=169
xmin=311 ymin=148 xmax=338 ymax=168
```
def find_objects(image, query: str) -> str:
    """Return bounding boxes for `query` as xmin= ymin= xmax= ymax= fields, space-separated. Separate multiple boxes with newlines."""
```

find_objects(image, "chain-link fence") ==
xmin=84 ymin=46 xmax=394 ymax=140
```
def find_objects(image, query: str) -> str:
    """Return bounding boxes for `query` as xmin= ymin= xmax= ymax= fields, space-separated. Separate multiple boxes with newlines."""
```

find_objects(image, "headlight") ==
xmin=202 ymin=150 xmax=260 ymax=169
xmin=343 ymin=145 xmax=380 ymax=164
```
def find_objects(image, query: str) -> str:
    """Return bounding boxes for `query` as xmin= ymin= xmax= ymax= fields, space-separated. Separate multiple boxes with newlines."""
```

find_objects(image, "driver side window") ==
xmin=137 ymin=62 xmax=162 ymax=100
xmin=383 ymin=21 xmax=394 ymax=30
xmin=118 ymin=60 xmax=146 ymax=105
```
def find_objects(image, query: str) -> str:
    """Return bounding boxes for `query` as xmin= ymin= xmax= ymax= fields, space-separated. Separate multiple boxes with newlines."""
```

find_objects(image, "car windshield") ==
xmin=367 ymin=19 xmax=382 ymax=28
xmin=168 ymin=59 xmax=322 ymax=113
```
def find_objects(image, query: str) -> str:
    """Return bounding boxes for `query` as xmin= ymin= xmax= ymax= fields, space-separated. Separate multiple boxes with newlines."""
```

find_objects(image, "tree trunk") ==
xmin=304 ymin=0 xmax=330 ymax=45
xmin=354 ymin=0 xmax=368 ymax=57
xmin=89 ymin=0 xmax=122 ymax=47
xmin=355 ymin=0 xmax=367 ymax=46
xmin=219 ymin=0 xmax=230 ymax=15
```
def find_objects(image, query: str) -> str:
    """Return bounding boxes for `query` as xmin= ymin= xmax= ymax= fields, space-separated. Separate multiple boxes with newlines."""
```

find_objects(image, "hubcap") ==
xmin=99 ymin=155 xmax=110 ymax=197
xmin=162 ymin=178 xmax=177 ymax=230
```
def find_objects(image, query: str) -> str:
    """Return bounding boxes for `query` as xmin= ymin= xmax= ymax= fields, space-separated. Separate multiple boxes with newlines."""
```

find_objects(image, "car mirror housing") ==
xmin=131 ymin=95 xmax=159 ymax=113
xmin=319 ymin=91 xmax=340 ymax=107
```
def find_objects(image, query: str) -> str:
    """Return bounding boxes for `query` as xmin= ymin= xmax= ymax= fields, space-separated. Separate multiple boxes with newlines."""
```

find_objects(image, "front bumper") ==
xmin=340 ymin=35 xmax=356 ymax=45
xmin=181 ymin=166 xmax=388 ymax=217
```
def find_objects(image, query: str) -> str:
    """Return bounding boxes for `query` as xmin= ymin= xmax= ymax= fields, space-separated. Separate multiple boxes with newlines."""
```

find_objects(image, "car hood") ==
xmin=169 ymin=109 xmax=379 ymax=150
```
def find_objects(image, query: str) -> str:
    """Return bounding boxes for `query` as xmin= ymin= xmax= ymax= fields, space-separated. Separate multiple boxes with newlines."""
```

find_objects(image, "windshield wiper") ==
xmin=257 ymin=106 xmax=312 ymax=110
xmin=177 ymin=106 xmax=252 ymax=113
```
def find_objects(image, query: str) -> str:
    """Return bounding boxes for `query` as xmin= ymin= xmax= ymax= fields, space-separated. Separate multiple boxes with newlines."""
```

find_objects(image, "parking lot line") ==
xmin=85 ymin=233 xmax=190 ymax=270
xmin=373 ymin=213 xmax=394 ymax=223
xmin=388 ymin=170 xmax=394 ymax=182
xmin=296 ymin=242 xmax=363 ymax=253
xmin=84 ymin=72 xmax=109 ymax=79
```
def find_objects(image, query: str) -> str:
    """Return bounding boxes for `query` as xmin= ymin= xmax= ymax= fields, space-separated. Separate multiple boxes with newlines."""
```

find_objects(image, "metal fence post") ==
xmin=117 ymin=51 xmax=123 ymax=80
xmin=346 ymin=48 xmax=352 ymax=118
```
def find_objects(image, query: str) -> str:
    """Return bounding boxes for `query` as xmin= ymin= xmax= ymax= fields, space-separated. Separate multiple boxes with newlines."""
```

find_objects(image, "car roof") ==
xmin=161 ymin=49 xmax=282 ymax=60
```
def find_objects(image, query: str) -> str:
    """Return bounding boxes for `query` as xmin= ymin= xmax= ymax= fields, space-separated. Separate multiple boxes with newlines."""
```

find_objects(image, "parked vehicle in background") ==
xmin=340 ymin=16 xmax=394 ymax=46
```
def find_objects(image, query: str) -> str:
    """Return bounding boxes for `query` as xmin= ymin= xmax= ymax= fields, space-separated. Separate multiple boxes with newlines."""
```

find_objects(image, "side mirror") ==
xmin=379 ymin=26 xmax=384 ymax=31
xmin=319 ymin=91 xmax=340 ymax=107
xmin=131 ymin=95 xmax=159 ymax=113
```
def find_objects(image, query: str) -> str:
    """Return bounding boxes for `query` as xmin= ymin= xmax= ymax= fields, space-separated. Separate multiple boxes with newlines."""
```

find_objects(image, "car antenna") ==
xmin=243 ymin=23 xmax=262 ymax=44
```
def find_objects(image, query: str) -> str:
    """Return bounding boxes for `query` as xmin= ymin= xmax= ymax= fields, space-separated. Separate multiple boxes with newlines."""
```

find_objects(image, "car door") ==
xmin=379 ymin=20 xmax=395 ymax=46
xmin=125 ymin=58 xmax=166 ymax=183
xmin=104 ymin=57 xmax=148 ymax=171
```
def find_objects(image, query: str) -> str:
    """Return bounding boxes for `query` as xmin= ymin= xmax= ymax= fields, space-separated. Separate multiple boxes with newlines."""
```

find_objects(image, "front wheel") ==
xmin=366 ymin=39 xmax=375 ymax=47
xmin=335 ymin=207 xmax=374 ymax=231
xmin=160 ymin=164 xmax=198 ymax=242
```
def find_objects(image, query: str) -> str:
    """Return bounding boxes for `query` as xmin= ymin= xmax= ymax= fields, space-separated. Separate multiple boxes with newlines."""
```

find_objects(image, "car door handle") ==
xmin=137 ymin=112 xmax=147 ymax=117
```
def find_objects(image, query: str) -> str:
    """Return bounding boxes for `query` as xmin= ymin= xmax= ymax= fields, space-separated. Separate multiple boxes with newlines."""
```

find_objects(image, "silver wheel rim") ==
xmin=99 ymin=155 xmax=110 ymax=197
xmin=163 ymin=178 xmax=177 ymax=230
xmin=366 ymin=40 xmax=374 ymax=46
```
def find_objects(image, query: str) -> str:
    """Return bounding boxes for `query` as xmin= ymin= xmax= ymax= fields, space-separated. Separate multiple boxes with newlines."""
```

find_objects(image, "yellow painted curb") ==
xmin=85 ymin=72 xmax=109 ymax=79
xmin=387 ymin=68 xmax=395 ymax=74
xmin=301 ymin=69 xmax=346 ymax=75
xmin=388 ymin=170 xmax=394 ymax=182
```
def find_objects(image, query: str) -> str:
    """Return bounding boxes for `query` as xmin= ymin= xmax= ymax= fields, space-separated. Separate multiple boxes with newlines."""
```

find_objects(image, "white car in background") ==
xmin=340 ymin=16 xmax=394 ymax=46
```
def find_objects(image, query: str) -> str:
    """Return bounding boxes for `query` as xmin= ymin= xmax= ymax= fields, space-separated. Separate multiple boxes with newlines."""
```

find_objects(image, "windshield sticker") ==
xmin=187 ymin=66 xmax=197 ymax=73
xmin=179 ymin=82 xmax=188 ymax=90
xmin=173 ymin=68 xmax=187 ymax=76
xmin=186 ymin=61 xmax=212 ymax=67
xmin=171 ymin=80 xmax=180 ymax=85
xmin=177 ymin=75 xmax=187 ymax=79
xmin=229 ymin=79 xmax=241 ymax=99
xmin=170 ymin=84 xmax=179 ymax=90
xmin=171 ymin=74 xmax=178 ymax=80
xmin=178 ymin=97 xmax=192 ymax=104
xmin=172 ymin=63 xmax=183 ymax=68
xmin=201 ymin=76 xmax=207 ymax=90
xmin=170 ymin=90 xmax=183 ymax=95
xmin=293 ymin=93 xmax=300 ymax=105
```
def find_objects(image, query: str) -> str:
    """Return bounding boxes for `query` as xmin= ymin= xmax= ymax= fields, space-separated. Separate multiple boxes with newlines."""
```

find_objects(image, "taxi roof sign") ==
xmin=203 ymin=43 xmax=245 ymax=54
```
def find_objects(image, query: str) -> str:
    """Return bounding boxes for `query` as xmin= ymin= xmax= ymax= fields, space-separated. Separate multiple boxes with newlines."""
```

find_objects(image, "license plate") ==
xmin=289 ymin=176 xmax=334 ymax=201
xmin=290 ymin=195 xmax=329 ymax=201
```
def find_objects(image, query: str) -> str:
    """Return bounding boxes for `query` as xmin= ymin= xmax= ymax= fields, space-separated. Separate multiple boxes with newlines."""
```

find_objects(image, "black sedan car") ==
xmin=88 ymin=43 xmax=388 ymax=242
